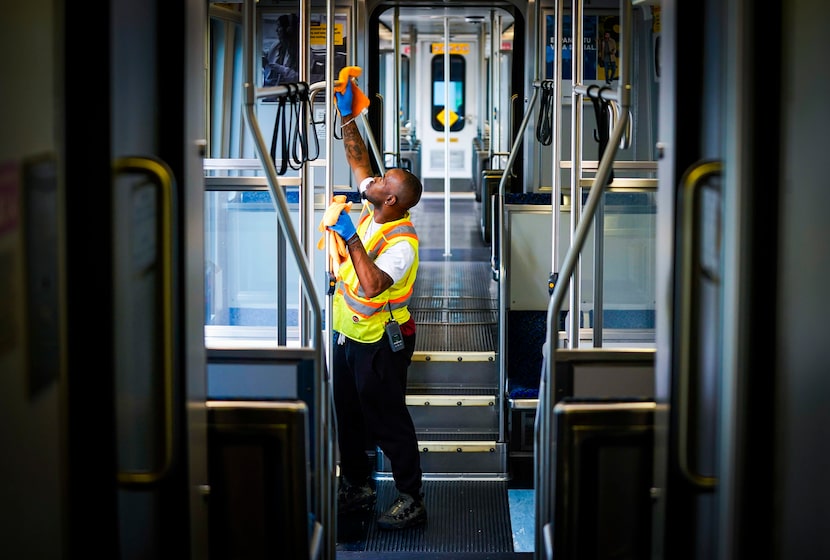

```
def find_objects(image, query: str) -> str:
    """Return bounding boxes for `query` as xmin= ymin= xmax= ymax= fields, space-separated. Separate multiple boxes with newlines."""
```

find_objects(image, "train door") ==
xmin=651 ymin=1 xmax=830 ymax=558
xmin=416 ymin=36 xmax=479 ymax=185
xmin=4 ymin=1 xmax=208 ymax=557
xmin=652 ymin=3 xmax=724 ymax=557
xmin=109 ymin=1 xmax=209 ymax=558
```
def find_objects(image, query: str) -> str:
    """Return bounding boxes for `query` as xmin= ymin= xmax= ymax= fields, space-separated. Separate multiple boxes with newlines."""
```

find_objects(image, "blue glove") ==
xmin=329 ymin=209 xmax=357 ymax=242
xmin=334 ymin=80 xmax=354 ymax=117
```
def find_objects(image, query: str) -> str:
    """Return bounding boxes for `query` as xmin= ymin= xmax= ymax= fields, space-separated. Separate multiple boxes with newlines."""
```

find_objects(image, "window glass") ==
xmin=431 ymin=54 xmax=465 ymax=131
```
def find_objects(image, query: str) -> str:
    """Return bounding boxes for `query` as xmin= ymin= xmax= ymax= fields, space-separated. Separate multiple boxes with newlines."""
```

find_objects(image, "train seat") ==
xmin=207 ymin=400 xmax=316 ymax=560
xmin=508 ymin=347 xmax=655 ymax=484
xmin=546 ymin=399 xmax=655 ymax=559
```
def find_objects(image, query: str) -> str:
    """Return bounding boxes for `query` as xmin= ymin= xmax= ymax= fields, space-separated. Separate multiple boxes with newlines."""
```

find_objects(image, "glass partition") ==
xmin=204 ymin=185 xmax=343 ymax=349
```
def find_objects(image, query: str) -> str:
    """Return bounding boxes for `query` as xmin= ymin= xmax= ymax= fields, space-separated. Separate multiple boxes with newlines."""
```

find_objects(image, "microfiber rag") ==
xmin=317 ymin=195 xmax=353 ymax=275
xmin=334 ymin=66 xmax=370 ymax=117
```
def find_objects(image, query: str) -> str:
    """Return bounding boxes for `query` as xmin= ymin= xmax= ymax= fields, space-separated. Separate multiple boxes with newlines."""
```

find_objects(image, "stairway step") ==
xmin=409 ymin=399 xmax=499 ymax=432
xmin=406 ymin=394 xmax=496 ymax=407
xmin=409 ymin=352 xmax=497 ymax=387
xmin=377 ymin=440 xmax=507 ymax=476
xmin=408 ymin=385 xmax=496 ymax=396
xmin=417 ymin=440 xmax=498 ymax=453
xmin=412 ymin=350 xmax=496 ymax=362
xmin=414 ymin=321 xmax=497 ymax=353
xmin=400 ymin=260 xmax=504 ymax=475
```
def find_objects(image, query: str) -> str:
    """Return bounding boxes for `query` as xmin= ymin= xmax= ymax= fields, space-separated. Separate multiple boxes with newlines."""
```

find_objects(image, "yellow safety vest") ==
xmin=332 ymin=213 xmax=419 ymax=343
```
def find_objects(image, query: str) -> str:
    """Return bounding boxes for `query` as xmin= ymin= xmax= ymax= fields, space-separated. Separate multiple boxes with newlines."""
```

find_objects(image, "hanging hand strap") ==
xmin=270 ymin=92 xmax=290 ymax=175
xmin=589 ymin=85 xmax=614 ymax=185
xmin=269 ymin=83 xmax=321 ymax=175
xmin=535 ymin=80 xmax=555 ymax=146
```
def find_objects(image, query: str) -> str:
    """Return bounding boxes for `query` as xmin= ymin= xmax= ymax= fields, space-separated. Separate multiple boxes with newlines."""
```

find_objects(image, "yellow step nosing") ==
xmin=415 ymin=440 xmax=498 ymax=453
xmin=406 ymin=394 xmax=496 ymax=406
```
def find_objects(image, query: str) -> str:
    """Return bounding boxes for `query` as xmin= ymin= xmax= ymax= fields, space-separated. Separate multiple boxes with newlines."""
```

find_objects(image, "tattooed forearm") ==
xmin=342 ymin=120 xmax=373 ymax=179
xmin=343 ymin=122 xmax=366 ymax=160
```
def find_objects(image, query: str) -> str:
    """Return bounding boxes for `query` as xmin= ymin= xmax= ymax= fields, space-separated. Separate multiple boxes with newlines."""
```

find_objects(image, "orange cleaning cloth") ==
xmin=317 ymin=195 xmax=353 ymax=276
xmin=333 ymin=66 xmax=370 ymax=118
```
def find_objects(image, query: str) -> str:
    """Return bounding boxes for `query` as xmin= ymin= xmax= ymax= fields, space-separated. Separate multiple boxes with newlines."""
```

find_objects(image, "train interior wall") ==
xmin=4 ymin=1 xmax=830 ymax=559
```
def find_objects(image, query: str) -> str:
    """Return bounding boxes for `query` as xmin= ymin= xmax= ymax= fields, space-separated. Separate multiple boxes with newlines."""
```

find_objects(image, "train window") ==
xmin=430 ymin=54 xmax=465 ymax=132
xmin=400 ymin=55 xmax=410 ymax=126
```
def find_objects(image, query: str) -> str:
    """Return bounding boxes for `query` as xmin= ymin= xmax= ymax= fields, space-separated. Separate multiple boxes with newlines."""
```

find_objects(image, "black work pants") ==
xmin=332 ymin=330 xmax=422 ymax=497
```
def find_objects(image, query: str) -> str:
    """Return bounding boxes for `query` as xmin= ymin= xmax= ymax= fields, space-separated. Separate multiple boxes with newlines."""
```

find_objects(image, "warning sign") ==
xmin=431 ymin=43 xmax=470 ymax=55
xmin=310 ymin=23 xmax=344 ymax=46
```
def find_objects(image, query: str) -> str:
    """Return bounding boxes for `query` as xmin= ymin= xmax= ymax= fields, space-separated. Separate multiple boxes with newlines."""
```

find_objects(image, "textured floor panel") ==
xmin=337 ymin=553 xmax=532 ymax=559
xmin=414 ymin=262 xmax=498 ymax=302
xmin=412 ymin=262 xmax=497 ymax=353
xmin=413 ymin=310 xmax=497 ymax=324
xmin=364 ymin=479 xmax=514 ymax=553
xmin=415 ymin=323 xmax=497 ymax=353
xmin=411 ymin=297 xmax=497 ymax=311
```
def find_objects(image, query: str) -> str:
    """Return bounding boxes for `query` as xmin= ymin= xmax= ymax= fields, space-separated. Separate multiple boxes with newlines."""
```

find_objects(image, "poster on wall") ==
xmin=260 ymin=9 xmax=349 ymax=96
xmin=309 ymin=12 xmax=349 ymax=85
xmin=547 ymin=14 xmax=621 ymax=83
xmin=597 ymin=15 xmax=620 ymax=85
xmin=261 ymin=13 xmax=300 ymax=89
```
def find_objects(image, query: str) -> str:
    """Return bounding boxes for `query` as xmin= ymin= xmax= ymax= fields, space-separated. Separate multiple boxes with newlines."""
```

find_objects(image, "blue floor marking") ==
xmin=508 ymin=489 xmax=535 ymax=552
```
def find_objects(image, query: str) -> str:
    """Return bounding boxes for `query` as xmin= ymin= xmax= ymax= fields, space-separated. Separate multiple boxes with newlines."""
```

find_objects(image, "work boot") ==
xmin=337 ymin=478 xmax=376 ymax=514
xmin=376 ymin=492 xmax=427 ymax=530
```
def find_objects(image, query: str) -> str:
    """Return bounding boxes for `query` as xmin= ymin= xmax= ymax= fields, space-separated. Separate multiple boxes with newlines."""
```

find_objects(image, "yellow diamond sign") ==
xmin=436 ymin=108 xmax=459 ymax=127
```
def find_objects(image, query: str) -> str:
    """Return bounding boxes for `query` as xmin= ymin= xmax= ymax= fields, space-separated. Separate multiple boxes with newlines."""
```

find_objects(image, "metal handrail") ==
xmin=677 ymin=160 xmax=721 ymax=490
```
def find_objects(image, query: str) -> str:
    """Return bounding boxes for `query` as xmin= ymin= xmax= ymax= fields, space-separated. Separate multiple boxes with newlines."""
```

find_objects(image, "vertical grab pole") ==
xmin=321 ymin=1 xmax=336 ymax=556
xmin=568 ymin=0 xmax=584 ymax=350
xmin=360 ymin=112 xmax=387 ymax=176
xmin=550 ymin=0 xmax=565 ymax=306
xmin=443 ymin=17 xmax=452 ymax=257
xmin=393 ymin=6 xmax=401 ymax=170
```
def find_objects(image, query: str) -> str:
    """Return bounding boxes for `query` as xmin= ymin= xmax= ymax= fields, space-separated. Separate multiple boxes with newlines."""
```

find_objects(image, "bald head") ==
xmin=363 ymin=167 xmax=423 ymax=223
xmin=389 ymin=168 xmax=423 ymax=211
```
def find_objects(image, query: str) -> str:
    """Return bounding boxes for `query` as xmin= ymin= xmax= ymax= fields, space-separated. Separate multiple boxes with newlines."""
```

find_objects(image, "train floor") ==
xmin=411 ymin=192 xmax=491 ymax=262
xmin=335 ymin=479 xmax=534 ymax=558
xmin=334 ymin=192 xmax=535 ymax=558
